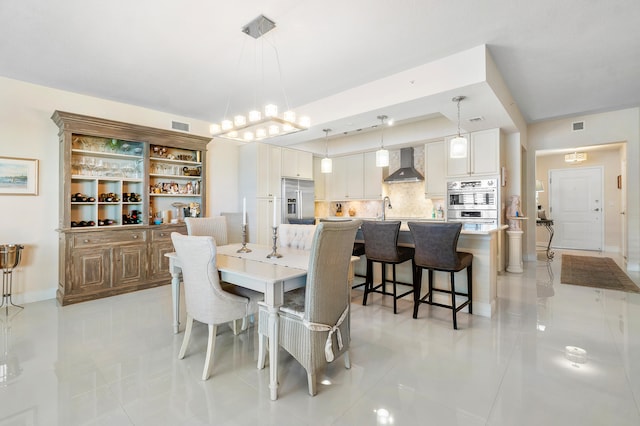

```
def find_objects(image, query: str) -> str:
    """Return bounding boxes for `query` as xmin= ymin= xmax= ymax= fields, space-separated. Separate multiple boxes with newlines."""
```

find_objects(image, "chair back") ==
xmin=279 ymin=224 xmax=317 ymax=250
xmin=408 ymin=222 xmax=463 ymax=270
xmin=360 ymin=220 xmax=401 ymax=262
xmin=171 ymin=233 xmax=247 ymax=324
xmin=185 ymin=216 xmax=228 ymax=246
xmin=220 ymin=212 xmax=243 ymax=243
xmin=304 ymin=220 xmax=361 ymax=324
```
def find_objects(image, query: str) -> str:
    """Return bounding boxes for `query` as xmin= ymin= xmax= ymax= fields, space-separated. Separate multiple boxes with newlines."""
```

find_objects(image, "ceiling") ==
xmin=1 ymin=1 xmax=639 ymax=147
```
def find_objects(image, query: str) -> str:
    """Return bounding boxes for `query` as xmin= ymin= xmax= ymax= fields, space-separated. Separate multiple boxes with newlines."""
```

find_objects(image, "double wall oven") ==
xmin=447 ymin=177 xmax=499 ymax=227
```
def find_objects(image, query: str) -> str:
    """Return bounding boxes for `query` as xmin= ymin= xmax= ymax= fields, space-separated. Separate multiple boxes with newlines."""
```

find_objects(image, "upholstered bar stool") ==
xmin=408 ymin=222 xmax=472 ymax=330
xmin=361 ymin=221 xmax=414 ymax=314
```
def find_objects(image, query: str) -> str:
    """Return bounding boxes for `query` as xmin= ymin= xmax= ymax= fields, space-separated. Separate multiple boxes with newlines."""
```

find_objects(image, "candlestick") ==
xmin=266 ymin=226 xmax=282 ymax=258
xmin=236 ymin=223 xmax=252 ymax=253
xmin=242 ymin=197 xmax=246 ymax=225
xmin=272 ymin=195 xmax=277 ymax=227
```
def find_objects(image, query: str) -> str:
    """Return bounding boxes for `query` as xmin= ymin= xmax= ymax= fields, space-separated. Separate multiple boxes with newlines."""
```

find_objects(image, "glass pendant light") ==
xmin=450 ymin=96 xmax=468 ymax=159
xmin=376 ymin=115 xmax=389 ymax=167
xmin=321 ymin=128 xmax=332 ymax=173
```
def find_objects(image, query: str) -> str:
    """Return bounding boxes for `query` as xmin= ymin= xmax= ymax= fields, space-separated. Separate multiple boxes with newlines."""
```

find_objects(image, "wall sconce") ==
xmin=564 ymin=151 xmax=587 ymax=163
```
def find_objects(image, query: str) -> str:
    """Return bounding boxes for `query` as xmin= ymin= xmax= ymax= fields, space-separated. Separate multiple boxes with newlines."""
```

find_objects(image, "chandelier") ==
xmin=209 ymin=15 xmax=310 ymax=142
xmin=564 ymin=151 xmax=587 ymax=163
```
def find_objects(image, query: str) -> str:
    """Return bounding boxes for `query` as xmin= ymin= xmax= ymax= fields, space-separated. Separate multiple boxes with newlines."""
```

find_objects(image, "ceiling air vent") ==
xmin=468 ymin=116 xmax=484 ymax=123
xmin=572 ymin=121 xmax=585 ymax=131
xmin=171 ymin=121 xmax=190 ymax=132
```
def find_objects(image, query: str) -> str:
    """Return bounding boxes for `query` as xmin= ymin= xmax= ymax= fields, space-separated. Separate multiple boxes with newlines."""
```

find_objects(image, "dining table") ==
xmin=165 ymin=243 xmax=310 ymax=401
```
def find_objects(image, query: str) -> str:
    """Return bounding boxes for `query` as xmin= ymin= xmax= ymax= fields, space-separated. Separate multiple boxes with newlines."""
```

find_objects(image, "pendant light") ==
xmin=376 ymin=115 xmax=389 ymax=167
xmin=209 ymin=15 xmax=310 ymax=142
xmin=450 ymin=96 xmax=468 ymax=159
xmin=321 ymin=128 xmax=332 ymax=173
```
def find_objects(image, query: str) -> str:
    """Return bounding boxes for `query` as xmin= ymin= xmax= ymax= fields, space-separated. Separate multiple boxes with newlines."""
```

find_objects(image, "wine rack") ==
xmin=52 ymin=111 xmax=210 ymax=305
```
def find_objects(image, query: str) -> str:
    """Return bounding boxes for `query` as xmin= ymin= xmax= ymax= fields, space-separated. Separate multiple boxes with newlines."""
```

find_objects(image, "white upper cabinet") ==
xmin=425 ymin=140 xmax=446 ymax=195
xmin=281 ymin=147 xmax=313 ymax=180
xmin=327 ymin=154 xmax=364 ymax=200
xmin=313 ymin=156 xmax=326 ymax=200
xmin=446 ymin=128 xmax=501 ymax=177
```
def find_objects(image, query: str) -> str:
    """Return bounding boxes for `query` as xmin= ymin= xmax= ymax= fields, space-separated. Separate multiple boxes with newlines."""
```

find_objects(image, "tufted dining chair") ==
xmin=185 ymin=216 xmax=228 ymax=246
xmin=278 ymin=224 xmax=317 ymax=250
xmin=171 ymin=232 xmax=263 ymax=380
xmin=258 ymin=220 xmax=361 ymax=396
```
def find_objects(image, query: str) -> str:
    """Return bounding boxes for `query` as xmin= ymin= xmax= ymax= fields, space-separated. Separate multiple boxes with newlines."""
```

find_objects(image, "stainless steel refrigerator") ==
xmin=281 ymin=178 xmax=316 ymax=224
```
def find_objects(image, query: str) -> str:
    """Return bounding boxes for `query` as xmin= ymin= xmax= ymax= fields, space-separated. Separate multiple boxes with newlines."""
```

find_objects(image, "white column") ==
xmin=506 ymin=230 xmax=524 ymax=273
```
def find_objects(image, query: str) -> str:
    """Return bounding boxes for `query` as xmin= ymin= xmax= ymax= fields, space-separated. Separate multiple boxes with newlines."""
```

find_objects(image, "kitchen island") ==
xmin=354 ymin=222 xmax=507 ymax=318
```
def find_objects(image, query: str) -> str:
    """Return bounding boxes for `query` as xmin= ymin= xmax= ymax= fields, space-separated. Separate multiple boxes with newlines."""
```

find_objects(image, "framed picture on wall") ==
xmin=0 ymin=156 xmax=39 ymax=195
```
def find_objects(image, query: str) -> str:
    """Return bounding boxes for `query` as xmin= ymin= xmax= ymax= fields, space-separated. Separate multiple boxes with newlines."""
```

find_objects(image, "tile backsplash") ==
xmin=315 ymin=145 xmax=444 ymax=219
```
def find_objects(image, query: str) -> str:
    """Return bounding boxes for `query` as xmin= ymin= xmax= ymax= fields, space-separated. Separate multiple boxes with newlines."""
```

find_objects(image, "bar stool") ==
xmin=361 ymin=221 xmax=414 ymax=314
xmin=408 ymin=222 xmax=472 ymax=329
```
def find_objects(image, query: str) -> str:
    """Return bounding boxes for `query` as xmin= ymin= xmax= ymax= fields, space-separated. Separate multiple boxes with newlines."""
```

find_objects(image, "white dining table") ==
xmin=165 ymin=243 xmax=309 ymax=401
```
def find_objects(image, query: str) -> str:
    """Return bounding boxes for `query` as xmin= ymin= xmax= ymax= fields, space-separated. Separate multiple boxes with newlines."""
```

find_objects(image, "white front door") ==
xmin=549 ymin=167 xmax=603 ymax=250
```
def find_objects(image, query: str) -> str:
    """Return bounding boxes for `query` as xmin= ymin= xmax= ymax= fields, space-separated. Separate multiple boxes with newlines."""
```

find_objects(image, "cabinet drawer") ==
xmin=151 ymin=226 xmax=186 ymax=241
xmin=73 ymin=230 xmax=146 ymax=247
xmin=151 ymin=229 xmax=173 ymax=241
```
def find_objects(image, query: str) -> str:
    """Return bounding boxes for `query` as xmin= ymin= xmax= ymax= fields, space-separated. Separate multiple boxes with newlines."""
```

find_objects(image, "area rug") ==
xmin=561 ymin=254 xmax=640 ymax=293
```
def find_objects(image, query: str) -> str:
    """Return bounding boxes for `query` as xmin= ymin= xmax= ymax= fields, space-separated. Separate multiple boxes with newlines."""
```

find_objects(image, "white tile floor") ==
xmin=1 ymin=250 xmax=639 ymax=425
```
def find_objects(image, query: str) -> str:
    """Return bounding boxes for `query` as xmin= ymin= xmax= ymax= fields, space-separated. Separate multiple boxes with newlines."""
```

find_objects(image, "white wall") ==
xmin=527 ymin=108 xmax=640 ymax=270
xmin=0 ymin=76 xmax=240 ymax=303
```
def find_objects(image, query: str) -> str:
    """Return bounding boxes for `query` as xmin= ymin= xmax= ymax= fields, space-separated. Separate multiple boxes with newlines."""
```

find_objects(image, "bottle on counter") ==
xmin=437 ymin=204 xmax=444 ymax=219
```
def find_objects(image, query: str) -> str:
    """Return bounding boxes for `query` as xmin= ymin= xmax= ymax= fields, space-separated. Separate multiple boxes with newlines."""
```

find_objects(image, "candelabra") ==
xmin=266 ymin=226 xmax=282 ymax=258
xmin=236 ymin=224 xmax=252 ymax=253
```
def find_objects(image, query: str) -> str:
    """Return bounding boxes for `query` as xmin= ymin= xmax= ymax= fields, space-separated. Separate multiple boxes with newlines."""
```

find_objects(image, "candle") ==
xmin=273 ymin=195 xmax=277 ymax=227
xmin=242 ymin=197 xmax=246 ymax=225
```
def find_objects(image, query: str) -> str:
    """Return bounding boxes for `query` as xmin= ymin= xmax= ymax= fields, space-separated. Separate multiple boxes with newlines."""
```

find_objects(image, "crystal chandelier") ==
xmin=209 ymin=15 xmax=310 ymax=142
xmin=450 ymin=96 xmax=468 ymax=159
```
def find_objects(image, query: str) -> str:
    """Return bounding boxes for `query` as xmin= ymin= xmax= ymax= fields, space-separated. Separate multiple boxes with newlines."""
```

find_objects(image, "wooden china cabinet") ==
xmin=52 ymin=111 xmax=210 ymax=305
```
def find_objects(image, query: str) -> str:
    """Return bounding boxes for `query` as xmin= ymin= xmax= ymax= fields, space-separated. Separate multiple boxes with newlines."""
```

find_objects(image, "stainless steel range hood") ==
xmin=384 ymin=147 xmax=424 ymax=183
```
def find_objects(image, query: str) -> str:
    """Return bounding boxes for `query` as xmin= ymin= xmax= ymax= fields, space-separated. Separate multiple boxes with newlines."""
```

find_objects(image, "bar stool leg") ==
xmin=412 ymin=264 xmax=422 ymax=319
xmin=467 ymin=264 xmax=473 ymax=314
xmin=363 ymin=259 xmax=373 ymax=306
xmin=392 ymin=265 xmax=398 ymax=314
xmin=381 ymin=263 xmax=387 ymax=295
xmin=450 ymin=272 xmax=457 ymax=330
xmin=428 ymin=269 xmax=434 ymax=303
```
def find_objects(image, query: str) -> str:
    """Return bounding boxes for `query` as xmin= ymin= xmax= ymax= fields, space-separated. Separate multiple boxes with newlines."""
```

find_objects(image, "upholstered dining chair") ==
xmin=278 ymin=224 xmax=317 ymax=250
xmin=171 ymin=232 xmax=263 ymax=380
xmin=185 ymin=216 xmax=228 ymax=246
xmin=258 ymin=220 xmax=361 ymax=396
xmin=408 ymin=222 xmax=473 ymax=330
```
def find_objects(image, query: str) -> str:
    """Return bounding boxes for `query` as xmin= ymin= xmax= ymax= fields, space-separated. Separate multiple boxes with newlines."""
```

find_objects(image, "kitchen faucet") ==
xmin=382 ymin=196 xmax=392 ymax=220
